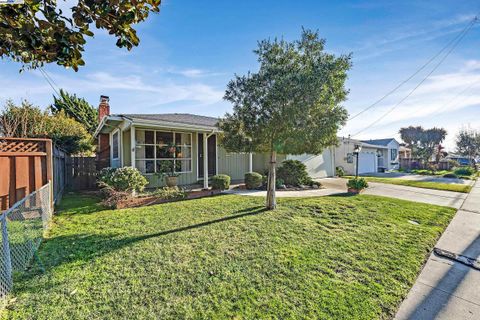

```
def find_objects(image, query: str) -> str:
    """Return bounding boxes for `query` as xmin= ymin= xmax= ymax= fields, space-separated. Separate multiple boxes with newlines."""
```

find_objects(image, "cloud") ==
xmin=353 ymin=13 xmax=477 ymax=61
xmin=342 ymin=61 xmax=480 ymax=149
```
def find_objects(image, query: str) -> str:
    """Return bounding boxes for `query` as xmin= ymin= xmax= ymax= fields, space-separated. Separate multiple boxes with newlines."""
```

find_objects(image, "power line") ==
xmin=350 ymin=16 xmax=478 ymax=137
xmin=348 ymin=15 xmax=478 ymax=121
xmin=38 ymin=68 xmax=60 ymax=97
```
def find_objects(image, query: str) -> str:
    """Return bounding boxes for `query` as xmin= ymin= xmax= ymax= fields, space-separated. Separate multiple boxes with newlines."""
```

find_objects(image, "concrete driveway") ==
xmin=363 ymin=172 xmax=472 ymax=185
xmin=226 ymin=177 xmax=467 ymax=209
xmin=320 ymin=178 xmax=467 ymax=209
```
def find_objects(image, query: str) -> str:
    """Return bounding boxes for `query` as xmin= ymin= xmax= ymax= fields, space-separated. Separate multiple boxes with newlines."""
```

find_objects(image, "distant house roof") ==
xmin=120 ymin=113 xmax=219 ymax=129
xmin=360 ymin=138 xmax=397 ymax=147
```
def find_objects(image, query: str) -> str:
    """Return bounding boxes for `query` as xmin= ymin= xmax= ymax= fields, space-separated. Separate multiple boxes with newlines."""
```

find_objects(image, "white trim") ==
xmin=131 ymin=126 xmax=136 ymax=169
xmin=215 ymin=134 xmax=218 ymax=176
xmin=111 ymin=129 xmax=120 ymax=161
xmin=133 ymin=129 xmax=193 ymax=174
xmin=196 ymin=131 xmax=216 ymax=181
xmin=248 ymin=152 xmax=253 ymax=173
xmin=124 ymin=118 xmax=219 ymax=132
xmin=120 ymin=129 xmax=124 ymax=167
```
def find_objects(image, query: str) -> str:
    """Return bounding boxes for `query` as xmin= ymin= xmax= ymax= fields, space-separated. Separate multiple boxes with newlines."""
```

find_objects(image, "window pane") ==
xmin=136 ymin=160 xmax=155 ymax=174
xmin=156 ymin=160 xmax=174 ymax=174
xmin=175 ymin=160 xmax=191 ymax=173
xmin=176 ymin=146 xmax=191 ymax=159
xmin=135 ymin=130 xmax=154 ymax=144
xmin=156 ymin=131 xmax=173 ymax=145
xmin=112 ymin=132 xmax=119 ymax=159
xmin=157 ymin=145 xmax=175 ymax=158
xmin=135 ymin=130 xmax=145 ymax=144
xmin=145 ymin=146 xmax=154 ymax=159
xmin=175 ymin=133 xmax=191 ymax=146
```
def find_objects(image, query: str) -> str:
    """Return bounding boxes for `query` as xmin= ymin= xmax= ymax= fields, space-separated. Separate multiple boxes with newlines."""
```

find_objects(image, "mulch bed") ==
xmin=115 ymin=189 xmax=223 ymax=209
xmin=234 ymin=184 xmax=323 ymax=191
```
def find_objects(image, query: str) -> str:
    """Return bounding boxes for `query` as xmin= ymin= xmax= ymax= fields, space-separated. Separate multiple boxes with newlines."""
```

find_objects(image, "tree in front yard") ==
xmin=0 ymin=0 xmax=161 ymax=70
xmin=399 ymin=126 xmax=447 ymax=166
xmin=455 ymin=128 xmax=480 ymax=167
xmin=219 ymin=29 xmax=350 ymax=209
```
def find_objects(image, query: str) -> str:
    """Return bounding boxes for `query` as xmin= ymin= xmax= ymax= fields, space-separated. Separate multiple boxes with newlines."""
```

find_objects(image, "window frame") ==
xmin=135 ymin=129 xmax=193 ymax=175
xmin=390 ymin=148 xmax=398 ymax=161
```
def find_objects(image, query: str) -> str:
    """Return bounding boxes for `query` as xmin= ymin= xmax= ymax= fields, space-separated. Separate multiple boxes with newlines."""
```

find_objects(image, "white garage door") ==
xmin=358 ymin=152 xmax=376 ymax=174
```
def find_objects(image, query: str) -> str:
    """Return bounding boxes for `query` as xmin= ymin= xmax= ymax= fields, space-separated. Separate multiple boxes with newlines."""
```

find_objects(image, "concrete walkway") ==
xmin=364 ymin=172 xmax=473 ymax=185
xmin=225 ymin=178 xmax=467 ymax=209
xmin=395 ymin=180 xmax=480 ymax=320
xmin=321 ymin=178 xmax=467 ymax=209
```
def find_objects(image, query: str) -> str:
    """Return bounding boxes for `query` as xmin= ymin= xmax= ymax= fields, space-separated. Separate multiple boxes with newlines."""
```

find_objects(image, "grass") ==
xmin=345 ymin=176 xmax=472 ymax=193
xmin=3 ymin=193 xmax=456 ymax=319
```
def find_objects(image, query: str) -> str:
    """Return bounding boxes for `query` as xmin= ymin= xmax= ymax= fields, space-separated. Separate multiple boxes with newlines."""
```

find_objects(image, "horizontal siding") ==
xmin=217 ymin=147 xmax=249 ymax=181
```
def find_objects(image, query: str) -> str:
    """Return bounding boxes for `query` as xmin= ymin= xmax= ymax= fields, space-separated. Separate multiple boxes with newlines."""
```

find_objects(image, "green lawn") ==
xmin=345 ymin=176 xmax=472 ymax=193
xmin=3 ymin=193 xmax=456 ymax=319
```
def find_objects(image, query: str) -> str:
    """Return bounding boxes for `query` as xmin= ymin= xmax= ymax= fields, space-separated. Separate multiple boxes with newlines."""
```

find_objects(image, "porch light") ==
xmin=354 ymin=144 xmax=362 ymax=154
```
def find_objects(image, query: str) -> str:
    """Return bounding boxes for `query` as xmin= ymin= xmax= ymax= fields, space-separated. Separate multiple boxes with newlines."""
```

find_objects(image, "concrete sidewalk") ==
xmin=395 ymin=180 xmax=480 ymax=320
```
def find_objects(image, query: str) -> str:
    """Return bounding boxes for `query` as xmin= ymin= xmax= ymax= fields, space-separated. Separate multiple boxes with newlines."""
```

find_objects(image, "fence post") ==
xmin=1 ymin=214 xmax=12 ymax=293
xmin=45 ymin=141 xmax=54 ymax=212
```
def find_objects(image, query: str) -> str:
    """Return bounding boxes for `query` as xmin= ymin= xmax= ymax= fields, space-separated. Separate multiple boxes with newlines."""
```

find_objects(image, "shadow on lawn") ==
xmin=18 ymin=205 xmax=267 ymax=283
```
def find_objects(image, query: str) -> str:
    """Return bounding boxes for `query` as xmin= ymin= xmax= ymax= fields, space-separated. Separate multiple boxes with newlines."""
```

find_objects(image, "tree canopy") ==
xmin=0 ymin=99 xmax=94 ymax=154
xmin=455 ymin=128 xmax=480 ymax=165
xmin=219 ymin=29 xmax=351 ymax=209
xmin=0 ymin=0 xmax=161 ymax=70
xmin=399 ymin=126 xmax=447 ymax=164
xmin=50 ymin=89 xmax=98 ymax=134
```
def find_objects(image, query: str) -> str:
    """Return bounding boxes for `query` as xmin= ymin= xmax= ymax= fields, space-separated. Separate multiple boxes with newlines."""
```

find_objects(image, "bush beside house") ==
xmin=245 ymin=172 xmax=263 ymax=190
xmin=211 ymin=174 xmax=231 ymax=190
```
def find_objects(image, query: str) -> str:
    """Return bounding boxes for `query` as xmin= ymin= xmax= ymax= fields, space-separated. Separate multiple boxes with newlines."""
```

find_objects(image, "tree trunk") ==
xmin=266 ymin=150 xmax=277 ymax=210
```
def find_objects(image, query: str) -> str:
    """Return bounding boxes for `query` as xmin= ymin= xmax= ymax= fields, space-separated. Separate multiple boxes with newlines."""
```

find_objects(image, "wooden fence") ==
xmin=0 ymin=138 xmax=53 ymax=210
xmin=399 ymin=158 xmax=453 ymax=171
xmin=69 ymin=156 xmax=97 ymax=190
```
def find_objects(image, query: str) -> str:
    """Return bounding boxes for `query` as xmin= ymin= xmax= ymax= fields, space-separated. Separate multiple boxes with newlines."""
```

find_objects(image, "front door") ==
xmin=198 ymin=133 xmax=217 ymax=178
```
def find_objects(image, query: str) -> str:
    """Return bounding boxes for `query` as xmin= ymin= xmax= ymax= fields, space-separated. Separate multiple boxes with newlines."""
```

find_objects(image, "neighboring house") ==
xmin=93 ymin=96 xmax=335 ymax=188
xmin=334 ymin=137 xmax=400 ymax=175
xmin=360 ymin=138 xmax=400 ymax=171
xmin=399 ymin=144 xmax=412 ymax=159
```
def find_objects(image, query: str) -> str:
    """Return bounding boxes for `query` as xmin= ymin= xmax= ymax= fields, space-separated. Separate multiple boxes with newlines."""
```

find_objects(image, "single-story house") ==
xmin=93 ymin=96 xmax=400 ymax=187
xmin=333 ymin=137 xmax=400 ymax=175
xmin=93 ymin=96 xmax=335 ymax=188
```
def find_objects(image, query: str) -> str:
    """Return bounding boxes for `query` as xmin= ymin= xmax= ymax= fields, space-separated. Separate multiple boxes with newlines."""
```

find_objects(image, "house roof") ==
xmin=94 ymin=113 xmax=221 ymax=137
xmin=360 ymin=138 xmax=397 ymax=147
xmin=120 ymin=113 xmax=219 ymax=129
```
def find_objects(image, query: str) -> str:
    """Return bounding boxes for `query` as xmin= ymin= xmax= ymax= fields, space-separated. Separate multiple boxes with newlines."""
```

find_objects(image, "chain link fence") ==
xmin=0 ymin=183 xmax=52 ymax=303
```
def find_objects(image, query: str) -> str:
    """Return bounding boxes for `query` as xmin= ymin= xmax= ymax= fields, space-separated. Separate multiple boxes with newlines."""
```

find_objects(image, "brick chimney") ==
xmin=98 ymin=95 xmax=110 ymax=123
xmin=96 ymin=95 xmax=111 ymax=170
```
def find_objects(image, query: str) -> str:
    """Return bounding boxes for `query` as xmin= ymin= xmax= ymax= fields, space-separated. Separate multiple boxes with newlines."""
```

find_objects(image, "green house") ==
xmin=93 ymin=96 xmax=335 ymax=189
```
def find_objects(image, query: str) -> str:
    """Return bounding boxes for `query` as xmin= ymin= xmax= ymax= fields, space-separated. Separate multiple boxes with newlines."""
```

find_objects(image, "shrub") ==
xmin=453 ymin=167 xmax=474 ymax=176
xmin=347 ymin=177 xmax=368 ymax=191
xmin=100 ymin=186 xmax=133 ymax=209
xmin=211 ymin=174 xmax=231 ymax=190
xmin=335 ymin=166 xmax=345 ymax=177
xmin=98 ymin=167 xmax=148 ymax=192
xmin=245 ymin=172 xmax=263 ymax=189
xmin=443 ymin=173 xmax=458 ymax=179
xmin=275 ymin=178 xmax=285 ymax=189
xmin=153 ymin=186 xmax=187 ymax=200
xmin=277 ymin=160 xmax=310 ymax=186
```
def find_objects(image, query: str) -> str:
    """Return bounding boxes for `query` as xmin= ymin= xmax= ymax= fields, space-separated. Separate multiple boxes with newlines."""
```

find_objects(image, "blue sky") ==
xmin=1 ymin=0 xmax=479 ymax=150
